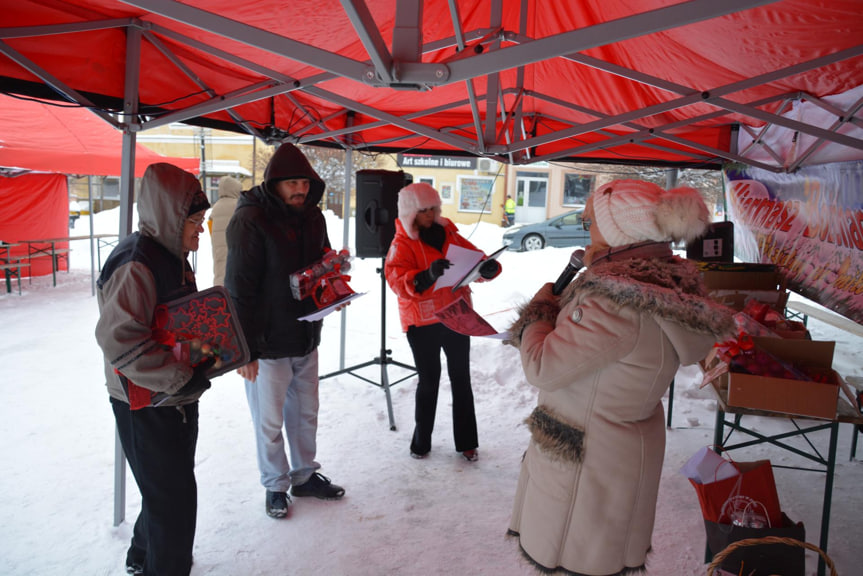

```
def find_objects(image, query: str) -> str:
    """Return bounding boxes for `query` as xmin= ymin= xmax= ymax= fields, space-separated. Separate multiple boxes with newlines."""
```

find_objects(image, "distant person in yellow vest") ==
xmin=503 ymin=194 xmax=516 ymax=227
xmin=208 ymin=176 xmax=243 ymax=286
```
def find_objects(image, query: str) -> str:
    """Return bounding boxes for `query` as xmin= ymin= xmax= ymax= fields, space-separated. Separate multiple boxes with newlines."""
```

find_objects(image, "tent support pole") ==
xmin=113 ymin=426 xmax=126 ymax=527
xmin=338 ymin=111 xmax=355 ymax=370
xmin=114 ymin=25 xmax=143 ymax=527
xmin=88 ymin=176 xmax=96 ymax=297
xmin=339 ymin=146 xmax=353 ymax=370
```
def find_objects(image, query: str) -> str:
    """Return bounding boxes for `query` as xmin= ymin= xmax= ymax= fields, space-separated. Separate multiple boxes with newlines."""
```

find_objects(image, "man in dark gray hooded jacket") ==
xmin=225 ymin=143 xmax=345 ymax=520
xmin=95 ymin=162 xmax=211 ymax=576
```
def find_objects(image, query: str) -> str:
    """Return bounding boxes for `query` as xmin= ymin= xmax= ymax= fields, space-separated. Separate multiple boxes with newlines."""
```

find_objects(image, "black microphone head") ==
xmin=569 ymin=248 xmax=585 ymax=269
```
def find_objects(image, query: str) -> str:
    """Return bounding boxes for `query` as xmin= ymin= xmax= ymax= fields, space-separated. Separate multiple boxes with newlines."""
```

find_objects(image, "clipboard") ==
xmin=451 ymin=245 xmax=506 ymax=291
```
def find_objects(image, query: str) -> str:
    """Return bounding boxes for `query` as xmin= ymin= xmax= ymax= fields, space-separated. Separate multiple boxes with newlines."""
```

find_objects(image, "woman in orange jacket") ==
xmin=385 ymin=182 xmax=501 ymax=461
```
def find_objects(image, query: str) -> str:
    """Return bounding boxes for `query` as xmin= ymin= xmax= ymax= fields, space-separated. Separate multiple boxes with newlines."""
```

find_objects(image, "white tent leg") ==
xmin=113 ymin=426 xmax=126 ymax=526
xmin=113 ymin=25 xmax=142 ymax=528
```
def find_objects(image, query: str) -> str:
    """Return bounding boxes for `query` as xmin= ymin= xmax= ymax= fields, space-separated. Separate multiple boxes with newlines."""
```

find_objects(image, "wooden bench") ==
xmin=786 ymin=301 xmax=863 ymax=461
xmin=785 ymin=300 xmax=863 ymax=338
xmin=1 ymin=261 xmax=30 ymax=294
xmin=27 ymin=248 xmax=71 ymax=286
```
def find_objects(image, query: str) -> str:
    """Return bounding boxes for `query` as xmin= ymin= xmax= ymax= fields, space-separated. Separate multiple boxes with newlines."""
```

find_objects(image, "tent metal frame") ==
xmin=2 ymin=0 xmax=861 ymax=172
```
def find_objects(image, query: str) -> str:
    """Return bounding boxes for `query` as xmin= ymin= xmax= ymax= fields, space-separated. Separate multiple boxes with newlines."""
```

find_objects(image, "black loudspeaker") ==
xmin=687 ymin=221 xmax=734 ymax=262
xmin=355 ymin=169 xmax=413 ymax=258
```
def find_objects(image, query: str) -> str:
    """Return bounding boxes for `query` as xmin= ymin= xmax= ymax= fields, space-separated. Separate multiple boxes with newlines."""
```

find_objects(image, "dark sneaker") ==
xmin=462 ymin=449 xmax=478 ymax=462
xmin=125 ymin=563 xmax=144 ymax=575
xmin=265 ymin=490 xmax=290 ymax=518
xmin=291 ymin=472 xmax=345 ymax=500
xmin=410 ymin=450 xmax=427 ymax=459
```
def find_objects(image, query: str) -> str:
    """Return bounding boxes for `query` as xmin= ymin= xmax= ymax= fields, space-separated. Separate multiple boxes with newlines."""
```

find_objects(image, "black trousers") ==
xmin=406 ymin=323 xmax=478 ymax=454
xmin=111 ymin=398 xmax=199 ymax=576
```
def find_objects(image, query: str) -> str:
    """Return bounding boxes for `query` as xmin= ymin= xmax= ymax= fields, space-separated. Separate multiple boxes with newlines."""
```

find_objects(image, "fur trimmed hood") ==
xmin=397 ymin=182 xmax=446 ymax=240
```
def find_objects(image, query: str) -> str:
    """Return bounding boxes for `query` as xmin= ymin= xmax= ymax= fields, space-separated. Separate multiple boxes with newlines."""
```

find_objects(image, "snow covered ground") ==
xmin=1 ymin=208 xmax=860 ymax=575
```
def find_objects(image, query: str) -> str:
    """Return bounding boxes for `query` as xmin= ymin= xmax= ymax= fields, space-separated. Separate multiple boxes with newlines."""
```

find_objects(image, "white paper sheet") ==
xmin=434 ymin=244 xmax=484 ymax=289
xmin=298 ymin=292 xmax=366 ymax=321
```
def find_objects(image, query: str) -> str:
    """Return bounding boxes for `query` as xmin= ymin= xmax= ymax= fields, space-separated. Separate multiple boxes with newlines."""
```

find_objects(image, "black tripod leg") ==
xmin=318 ymin=258 xmax=414 ymax=431
xmin=380 ymin=358 xmax=396 ymax=431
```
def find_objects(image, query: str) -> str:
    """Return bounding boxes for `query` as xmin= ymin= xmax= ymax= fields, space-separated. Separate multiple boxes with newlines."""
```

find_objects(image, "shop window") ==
xmin=563 ymin=173 xmax=593 ymax=206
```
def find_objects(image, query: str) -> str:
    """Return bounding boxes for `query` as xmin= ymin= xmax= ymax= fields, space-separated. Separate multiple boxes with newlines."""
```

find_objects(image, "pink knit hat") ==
xmin=591 ymin=179 xmax=709 ymax=247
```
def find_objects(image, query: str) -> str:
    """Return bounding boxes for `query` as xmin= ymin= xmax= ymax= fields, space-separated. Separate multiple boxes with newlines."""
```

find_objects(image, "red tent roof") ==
xmin=1 ymin=1 xmax=861 ymax=171
xmin=0 ymin=94 xmax=199 ymax=177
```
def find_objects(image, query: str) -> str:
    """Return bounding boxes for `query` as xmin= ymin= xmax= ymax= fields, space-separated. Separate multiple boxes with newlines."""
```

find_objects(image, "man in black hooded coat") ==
xmin=225 ymin=143 xmax=345 ymax=519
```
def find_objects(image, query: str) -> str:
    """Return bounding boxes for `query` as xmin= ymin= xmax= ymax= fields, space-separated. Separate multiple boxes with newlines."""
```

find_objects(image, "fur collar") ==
xmin=562 ymin=256 xmax=733 ymax=337
xmin=508 ymin=256 xmax=734 ymax=347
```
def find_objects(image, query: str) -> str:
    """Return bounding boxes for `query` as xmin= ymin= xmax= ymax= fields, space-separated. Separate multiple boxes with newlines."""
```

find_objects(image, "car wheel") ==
xmin=522 ymin=234 xmax=544 ymax=251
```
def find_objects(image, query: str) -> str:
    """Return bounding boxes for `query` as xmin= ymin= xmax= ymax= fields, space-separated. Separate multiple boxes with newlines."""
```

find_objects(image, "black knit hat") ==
xmin=188 ymin=187 xmax=210 ymax=216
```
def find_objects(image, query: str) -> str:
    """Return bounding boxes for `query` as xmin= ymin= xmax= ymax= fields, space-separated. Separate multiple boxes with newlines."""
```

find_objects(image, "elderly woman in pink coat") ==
xmin=507 ymin=180 xmax=734 ymax=575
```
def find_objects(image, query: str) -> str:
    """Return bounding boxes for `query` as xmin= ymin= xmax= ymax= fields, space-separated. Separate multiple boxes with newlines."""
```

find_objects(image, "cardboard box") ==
xmin=700 ymin=263 xmax=788 ymax=312
xmin=719 ymin=338 xmax=839 ymax=420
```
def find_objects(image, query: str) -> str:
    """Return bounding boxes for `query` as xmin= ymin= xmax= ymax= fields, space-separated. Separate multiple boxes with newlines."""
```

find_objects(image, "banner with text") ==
xmin=724 ymin=160 xmax=863 ymax=323
xmin=397 ymin=154 xmax=476 ymax=170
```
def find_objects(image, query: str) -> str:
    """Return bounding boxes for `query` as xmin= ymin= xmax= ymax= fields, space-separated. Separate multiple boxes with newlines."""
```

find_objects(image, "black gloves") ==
xmin=414 ymin=258 xmax=451 ymax=293
xmin=175 ymin=357 xmax=215 ymax=398
xmin=479 ymin=259 xmax=501 ymax=279
xmin=429 ymin=258 xmax=451 ymax=279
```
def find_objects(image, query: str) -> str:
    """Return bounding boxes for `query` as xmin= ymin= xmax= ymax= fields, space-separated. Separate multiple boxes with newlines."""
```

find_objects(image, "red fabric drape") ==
xmin=0 ymin=173 xmax=68 ymax=277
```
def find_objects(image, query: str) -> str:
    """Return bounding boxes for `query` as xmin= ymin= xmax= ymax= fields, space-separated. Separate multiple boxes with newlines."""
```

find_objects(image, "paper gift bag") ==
xmin=705 ymin=513 xmax=805 ymax=576
xmin=690 ymin=459 xmax=783 ymax=528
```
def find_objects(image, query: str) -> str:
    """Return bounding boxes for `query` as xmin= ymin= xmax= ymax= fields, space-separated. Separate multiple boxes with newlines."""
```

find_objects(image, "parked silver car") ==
xmin=502 ymin=209 xmax=590 ymax=251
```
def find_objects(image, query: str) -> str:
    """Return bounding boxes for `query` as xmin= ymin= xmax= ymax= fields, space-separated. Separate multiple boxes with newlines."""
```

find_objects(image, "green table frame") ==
xmin=708 ymin=384 xmax=862 ymax=576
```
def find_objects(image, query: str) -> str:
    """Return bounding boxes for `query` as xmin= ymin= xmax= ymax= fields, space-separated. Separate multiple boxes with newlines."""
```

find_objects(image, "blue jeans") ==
xmin=245 ymin=352 xmax=321 ymax=492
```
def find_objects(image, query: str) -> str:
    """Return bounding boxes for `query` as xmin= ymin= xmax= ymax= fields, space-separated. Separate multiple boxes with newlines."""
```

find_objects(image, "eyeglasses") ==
xmin=582 ymin=217 xmax=592 ymax=231
xmin=187 ymin=215 xmax=205 ymax=227
xmin=417 ymin=207 xmax=435 ymax=213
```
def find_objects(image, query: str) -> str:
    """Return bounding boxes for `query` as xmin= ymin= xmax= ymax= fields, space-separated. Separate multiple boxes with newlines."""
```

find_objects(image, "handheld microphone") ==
xmin=552 ymin=248 xmax=585 ymax=295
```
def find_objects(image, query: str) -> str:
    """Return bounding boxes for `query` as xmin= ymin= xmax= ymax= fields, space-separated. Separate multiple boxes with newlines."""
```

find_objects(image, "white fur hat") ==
xmin=591 ymin=179 xmax=709 ymax=247
xmin=398 ymin=182 xmax=443 ymax=239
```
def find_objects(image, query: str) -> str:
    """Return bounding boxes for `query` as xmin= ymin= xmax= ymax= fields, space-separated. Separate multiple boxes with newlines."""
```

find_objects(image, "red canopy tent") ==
xmin=2 ymin=1 xmax=861 ymax=541
xmin=0 ymin=0 xmax=860 ymax=170
xmin=0 ymin=93 xmax=200 ymax=177
xmin=0 ymin=93 xmax=199 ymax=278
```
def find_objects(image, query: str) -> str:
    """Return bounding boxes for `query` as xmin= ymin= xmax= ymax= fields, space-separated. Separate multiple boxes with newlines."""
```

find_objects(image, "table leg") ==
xmin=666 ymin=378 xmax=674 ymax=428
xmin=817 ymin=422 xmax=839 ymax=576
xmin=852 ymin=424 xmax=860 ymax=461
xmin=704 ymin=408 xmax=728 ymax=563
xmin=51 ymin=242 xmax=57 ymax=287
xmin=713 ymin=409 xmax=725 ymax=451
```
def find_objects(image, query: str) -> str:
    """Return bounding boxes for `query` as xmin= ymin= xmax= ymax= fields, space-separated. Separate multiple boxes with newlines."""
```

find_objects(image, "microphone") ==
xmin=552 ymin=248 xmax=585 ymax=295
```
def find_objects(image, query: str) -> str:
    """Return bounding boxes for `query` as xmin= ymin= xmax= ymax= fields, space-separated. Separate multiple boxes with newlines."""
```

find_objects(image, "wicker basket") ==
xmin=706 ymin=535 xmax=837 ymax=576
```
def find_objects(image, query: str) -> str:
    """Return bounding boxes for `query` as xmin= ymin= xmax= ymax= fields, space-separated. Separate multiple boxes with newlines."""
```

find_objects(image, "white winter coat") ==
xmin=508 ymin=252 xmax=733 ymax=575
xmin=209 ymin=177 xmax=242 ymax=285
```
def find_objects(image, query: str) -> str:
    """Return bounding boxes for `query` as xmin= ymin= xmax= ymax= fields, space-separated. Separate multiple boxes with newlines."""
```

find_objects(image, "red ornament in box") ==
xmin=714 ymin=332 xmax=811 ymax=382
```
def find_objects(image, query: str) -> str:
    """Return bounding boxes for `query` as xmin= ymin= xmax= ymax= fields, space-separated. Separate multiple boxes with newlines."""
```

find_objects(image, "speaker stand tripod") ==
xmin=319 ymin=258 xmax=415 ymax=431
